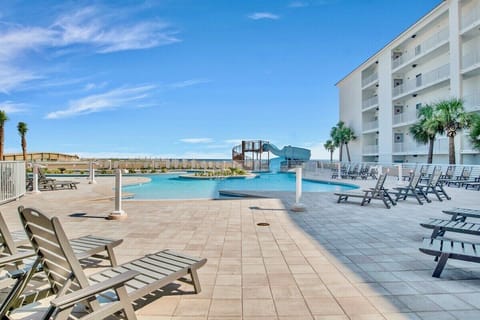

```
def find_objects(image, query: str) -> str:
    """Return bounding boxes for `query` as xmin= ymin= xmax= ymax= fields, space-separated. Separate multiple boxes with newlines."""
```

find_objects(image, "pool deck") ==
xmin=2 ymin=171 xmax=480 ymax=319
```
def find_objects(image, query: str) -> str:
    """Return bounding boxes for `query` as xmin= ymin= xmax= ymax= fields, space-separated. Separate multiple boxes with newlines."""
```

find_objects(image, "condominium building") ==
xmin=336 ymin=0 xmax=480 ymax=164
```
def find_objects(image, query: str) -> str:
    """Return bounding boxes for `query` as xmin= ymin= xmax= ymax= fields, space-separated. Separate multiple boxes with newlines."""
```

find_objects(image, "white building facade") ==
xmin=336 ymin=0 xmax=480 ymax=164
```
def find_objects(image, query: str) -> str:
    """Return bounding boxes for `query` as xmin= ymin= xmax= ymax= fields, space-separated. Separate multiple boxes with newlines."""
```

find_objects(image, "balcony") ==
xmin=464 ymin=91 xmax=480 ymax=113
xmin=393 ymin=112 xmax=418 ymax=126
xmin=393 ymin=138 xmax=448 ymax=154
xmin=392 ymin=63 xmax=450 ymax=99
xmin=362 ymin=96 xmax=378 ymax=109
xmin=392 ymin=27 xmax=449 ymax=70
xmin=462 ymin=51 xmax=480 ymax=75
xmin=362 ymin=72 xmax=378 ymax=88
xmin=461 ymin=4 xmax=480 ymax=33
xmin=363 ymin=120 xmax=379 ymax=132
xmin=363 ymin=144 xmax=379 ymax=154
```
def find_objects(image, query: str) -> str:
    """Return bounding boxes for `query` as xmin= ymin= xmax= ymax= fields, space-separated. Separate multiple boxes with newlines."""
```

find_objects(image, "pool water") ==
xmin=123 ymin=172 xmax=357 ymax=200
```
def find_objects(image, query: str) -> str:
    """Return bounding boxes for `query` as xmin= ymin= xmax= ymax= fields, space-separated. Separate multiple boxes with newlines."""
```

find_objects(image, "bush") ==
xmin=128 ymin=168 xmax=136 ymax=174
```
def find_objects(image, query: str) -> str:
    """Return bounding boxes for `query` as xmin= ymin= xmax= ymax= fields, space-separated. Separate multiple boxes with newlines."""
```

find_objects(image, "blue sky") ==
xmin=1 ymin=0 xmax=440 ymax=159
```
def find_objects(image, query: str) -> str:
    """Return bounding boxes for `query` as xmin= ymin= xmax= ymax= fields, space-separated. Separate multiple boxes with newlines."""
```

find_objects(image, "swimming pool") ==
xmin=123 ymin=172 xmax=357 ymax=200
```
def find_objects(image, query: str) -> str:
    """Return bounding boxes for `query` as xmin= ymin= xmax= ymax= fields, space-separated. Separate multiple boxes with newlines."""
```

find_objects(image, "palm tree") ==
xmin=434 ymin=98 xmax=473 ymax=164
xmin=17 ymin=122 xmax=28 ymax=161
xmin=342 ymin=126 xmax=356 ymax=162
xmin=469 ymin=113 xmax=480 ymax=151
xmin=409 ymin=104 xmax=441 ymax=163
xmin=0 ymin=110 xmax=8 ymax=161
xmin=323 ymin=140 xmax=336 ymax=162
xmin=330 ymin=122 xmax=344 ymax=162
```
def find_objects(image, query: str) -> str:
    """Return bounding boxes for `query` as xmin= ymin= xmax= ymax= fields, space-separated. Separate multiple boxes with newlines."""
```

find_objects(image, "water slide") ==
xmin=263 ymin=143 xmax=311 ymax=161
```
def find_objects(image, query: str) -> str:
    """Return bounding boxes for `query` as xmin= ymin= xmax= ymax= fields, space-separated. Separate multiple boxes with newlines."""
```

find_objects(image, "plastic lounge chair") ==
xmin=13 ymin=207 xmax=207 ymax=319
xmin=392 ymin=173 xmax=431 ymax=205
xmin=442 ymin=208 xmax=480 ymax=222
xmin=419 ymin=238 xmax=480 ymax=278
xmin=335 ymin=174 xmax=396 ymax=209
xmin=418 ymin=169 xmax=451 ymax=201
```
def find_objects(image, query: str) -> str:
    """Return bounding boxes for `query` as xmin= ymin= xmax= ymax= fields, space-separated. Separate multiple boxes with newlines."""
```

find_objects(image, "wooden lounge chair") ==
xmin=446 ymin=166 xmax=472 ymax=187
xmin=1 ymin=209 xmax=123 ymax=316
xmin=442 ymin=208 xmax=480 ymax=222
xmin=1 ymin=210 xmax=122 ymax=268
xmin=335 ymin=174 xmax=396 ymax=209
xmin=419 ymin=238 xmax=480 ymax=278
xmin=420 ymin=218 xmax=480 ymax=238
xmin=10 ymin=207 xmax=207 ymax=319
xmin=418 ymin=169 xmax=451 ymax=201
xmin=391 ymin=173 xmax=431 ymax=205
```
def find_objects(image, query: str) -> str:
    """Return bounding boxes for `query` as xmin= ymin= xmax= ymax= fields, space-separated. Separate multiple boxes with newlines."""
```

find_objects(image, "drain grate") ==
xmin=256 ymin=222 xmax=270 ymax=226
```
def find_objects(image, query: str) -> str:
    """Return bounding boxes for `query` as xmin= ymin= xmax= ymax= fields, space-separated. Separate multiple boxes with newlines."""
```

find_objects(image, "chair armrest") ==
xmin=0 ymin=251 xmax=36 ymax=267
xmin=50 ymin=270 xmax=139 ymax=310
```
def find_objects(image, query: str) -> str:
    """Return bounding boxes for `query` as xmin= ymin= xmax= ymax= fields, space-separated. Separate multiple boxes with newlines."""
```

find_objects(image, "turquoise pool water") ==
xmin=123 ymin=172 xmax=357 ymax=200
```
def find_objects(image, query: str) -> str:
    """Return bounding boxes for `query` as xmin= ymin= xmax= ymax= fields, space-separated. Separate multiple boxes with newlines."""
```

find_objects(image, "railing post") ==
xmin=108 ymin=169 xmax=127 ymax=220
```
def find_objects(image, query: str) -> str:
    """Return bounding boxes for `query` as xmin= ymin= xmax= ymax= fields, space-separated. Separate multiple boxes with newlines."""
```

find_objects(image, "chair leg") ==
xmin=432 ymin=253 xmax=450 ymax=278
xmin=190 ymin=268 xmax=202 ymax=293
xmin=106 ymin=244 xmax=118 ymax=267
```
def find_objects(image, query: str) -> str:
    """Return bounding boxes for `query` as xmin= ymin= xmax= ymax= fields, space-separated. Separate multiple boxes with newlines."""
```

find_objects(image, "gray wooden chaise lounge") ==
xmin=392 ymin=173 xmax=431 ymax=205
xmin=335 ymin=174 xmax=396 ymax=209
xmin=1 ymin=209 xmax=123 ymax=317
xmin=420 ymin=218 xmax=480 ymax=238
xmin=5 ymin=207 xmax=207 ymax=319
xmin=442 ymin=208 xmax=480 ymax=222
xmin=419 ymin=238 xmax=480 ymax=277
xmin=418 ymin=169 xmax=451 ymax=201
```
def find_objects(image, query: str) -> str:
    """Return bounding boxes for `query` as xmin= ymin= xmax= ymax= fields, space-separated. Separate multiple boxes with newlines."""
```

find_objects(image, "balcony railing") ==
xmin=393 ymin=138 xmax=448 ymax=154
xmin=392 ymin=63 xmax=450 ymax=98
xmin=393 ymin=113 xmax=417 ymax=125
xmin=464 ymin=91 xmax=480 ymax=113
xmin=363 ymin=120 xmax=379 ymax=131
xmin=462 ymin=51 xmax=480 ymax=71
xmin=392 ymin=27 xmax=449 ymax=69
xmin=461 ymin=4 xmax=480 ymax=31
xmin=362 ymin=72 xmax=378 ymax=87
xmin=362 ymin=96 xmax=378 ymax=109
xmin=363 ymin=144 xmax=379 ymax=154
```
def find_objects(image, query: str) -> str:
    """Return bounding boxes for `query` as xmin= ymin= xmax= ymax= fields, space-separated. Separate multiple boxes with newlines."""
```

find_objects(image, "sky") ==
xmin=0 ymin=0 xmax=441 ymax=160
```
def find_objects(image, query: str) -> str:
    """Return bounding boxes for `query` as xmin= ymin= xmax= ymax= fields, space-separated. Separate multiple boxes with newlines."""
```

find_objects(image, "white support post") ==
xmin=337 ymin=162 xmax=341 ymax=180
xmin=31 ymin=164 xmax=40 ymax=194
xmin=108 ymin=169 xmax=127 ymax=220
xmin=291 ymin=166 xmax=306 ymax=212
xmin=88 ymin=161 xmax=97 ymax=184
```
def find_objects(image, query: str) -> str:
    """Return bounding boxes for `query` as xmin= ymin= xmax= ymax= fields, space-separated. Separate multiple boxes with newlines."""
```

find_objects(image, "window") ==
xmin=394 ymin=79 xmax=403 ymax=87
xmin=394 ymin=133 xmax=404 ymax=143
xmin=415 ymin=45 xmax=421 ymax=56
xmin=416 ymin=74 xmax=422 ymax=87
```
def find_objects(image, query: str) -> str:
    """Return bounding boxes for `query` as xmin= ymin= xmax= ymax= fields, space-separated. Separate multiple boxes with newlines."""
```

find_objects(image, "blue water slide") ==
xmin=262 ymin=143 xmax=311 ymax=161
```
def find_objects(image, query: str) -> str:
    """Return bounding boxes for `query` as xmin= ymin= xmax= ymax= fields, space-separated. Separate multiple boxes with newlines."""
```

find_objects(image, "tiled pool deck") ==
xmin=2 ymin=171 xmax=480 ymax=319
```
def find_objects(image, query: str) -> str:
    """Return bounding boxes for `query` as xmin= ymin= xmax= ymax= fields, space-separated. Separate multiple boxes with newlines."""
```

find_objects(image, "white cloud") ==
xmin=45 ymin=84 xmax=155 ymax=119
xmin=0 ymin=5 xmax=179 ymax=93
xmin=168 ymin=79 xmax=211 ymax=89
xmin=52 ymin=7 xmax=180 ymax=53
xmin=288 ymin=1 xmax=308 ymax=8
xmin=75 ymin=150 xmax=231 ymax=159
xmin=248 ymin=12 xmax=280 ymax=20
xmin=84 ymin=81 xmax=107 ymax=91
xmin=180 ymin=138 xmax=214 ymax=144
xmin=0 ymin=101 xmax=25 ymax=113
